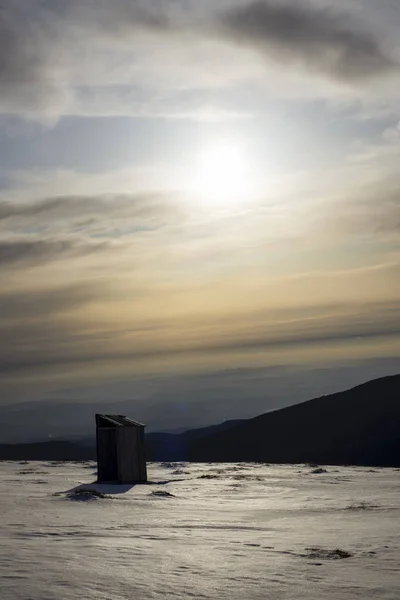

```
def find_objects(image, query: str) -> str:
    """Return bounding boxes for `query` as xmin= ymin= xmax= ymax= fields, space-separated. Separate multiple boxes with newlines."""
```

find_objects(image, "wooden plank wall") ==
xmin=97 ymin=428 xmax=118 ymax=482
xmin=117 ymin=427 xmax=147 ymax=483
xmin=137 ymin=427 xmax=148 ymax=482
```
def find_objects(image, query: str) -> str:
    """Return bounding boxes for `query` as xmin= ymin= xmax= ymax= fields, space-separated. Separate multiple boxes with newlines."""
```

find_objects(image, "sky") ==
xmin=0 ymin=0 xmax=399 ymax=434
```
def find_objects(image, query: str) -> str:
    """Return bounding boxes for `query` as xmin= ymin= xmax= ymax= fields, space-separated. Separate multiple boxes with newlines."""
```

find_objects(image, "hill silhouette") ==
xmin=0 ymin=374 xmax=399 ymax=466
xmin=0 ymin=441 xmax=95 ymax=462
xmin=145 ymin=419 xmax=244 ymax=461
xmin=187 ymin=373 xmax=400 ymax=466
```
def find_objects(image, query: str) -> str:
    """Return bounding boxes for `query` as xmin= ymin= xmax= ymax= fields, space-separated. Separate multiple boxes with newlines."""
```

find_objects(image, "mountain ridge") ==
xmin=187 ymin=373 xmax=400 ymax=465
xmin=0 ymin=373 xmax=399 ymax=466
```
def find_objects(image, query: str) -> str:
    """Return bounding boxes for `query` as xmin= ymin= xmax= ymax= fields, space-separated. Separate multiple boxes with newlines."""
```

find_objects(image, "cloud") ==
xmin=0 ymin=193 xmax=174 ymax=222
xmin=0 ymin=2 xmax=73 ymax=116
xmin=1 ymin=1 xmax=397 ymax=119
xmin=0 ymin=238 xmax=108 ymax=268
xmin=320 ymin=177 xmax=400 ymax=236
xmin=68 ymin=0 xmax=173 ymax=35
xmin=218 ymin=1 xmax=396 ymax=82
xmin=0 ymin=192 xmax=186 ymax=250
xmin=0 ymin=281 xmax=399 ymax=377
xmin=0 ymin=0 xmax=174 ymax=118
xmin=0 ymin=283 xmax=102 ymax=321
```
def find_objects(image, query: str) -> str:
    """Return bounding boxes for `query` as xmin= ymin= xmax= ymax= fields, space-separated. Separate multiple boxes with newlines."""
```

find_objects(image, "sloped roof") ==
xmin=96 ymin=414 xmax=145 ymax=428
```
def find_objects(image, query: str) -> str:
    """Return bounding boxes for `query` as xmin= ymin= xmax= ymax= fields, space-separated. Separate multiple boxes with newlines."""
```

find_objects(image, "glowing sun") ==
xmin=192 ymin=142 xmax=250 ymax=204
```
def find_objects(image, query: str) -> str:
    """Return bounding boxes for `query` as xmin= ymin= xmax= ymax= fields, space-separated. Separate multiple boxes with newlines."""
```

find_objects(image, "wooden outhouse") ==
xmin=95 ymin=414 xmax=147 ymax=483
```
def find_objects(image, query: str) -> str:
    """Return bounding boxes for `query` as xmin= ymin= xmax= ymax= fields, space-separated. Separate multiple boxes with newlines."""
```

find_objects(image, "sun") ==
xmin=191 ymin=141 xmax=250 ymax=205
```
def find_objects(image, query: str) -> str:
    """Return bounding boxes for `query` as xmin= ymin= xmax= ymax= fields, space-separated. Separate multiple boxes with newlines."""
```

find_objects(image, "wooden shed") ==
xmin=95 ymin=414 xmax=147 ymax=484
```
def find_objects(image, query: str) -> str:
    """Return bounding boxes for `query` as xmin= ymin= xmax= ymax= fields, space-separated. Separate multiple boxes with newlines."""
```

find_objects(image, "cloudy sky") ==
xmin=1 ymin=0 xmax=399 ymax=432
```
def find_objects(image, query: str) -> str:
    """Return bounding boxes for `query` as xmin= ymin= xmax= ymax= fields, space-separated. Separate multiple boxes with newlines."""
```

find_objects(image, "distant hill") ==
xmin=187 ymin=374 xmax=400 ymax=466
xmin=1 ymin=374 xmax=399 ymax=466
xmin=0 ymin=421 xmax=243 ymax=462
xmin=145 ymin=419 xmax=244 ymax=461
xmin=0 ymin=441 xmax=95 ymax=461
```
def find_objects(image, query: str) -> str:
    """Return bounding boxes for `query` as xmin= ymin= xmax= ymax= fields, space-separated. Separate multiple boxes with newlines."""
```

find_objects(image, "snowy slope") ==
xmin=0 ymin=461 xmax=399 ymax=599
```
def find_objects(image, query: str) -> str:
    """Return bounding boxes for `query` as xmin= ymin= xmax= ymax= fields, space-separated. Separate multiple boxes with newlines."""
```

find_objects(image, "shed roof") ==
xmin=96 ymin=414 xmax=145 ymax=428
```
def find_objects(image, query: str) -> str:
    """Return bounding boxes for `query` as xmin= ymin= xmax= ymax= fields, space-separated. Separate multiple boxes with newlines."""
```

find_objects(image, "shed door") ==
xmin=98 ymin=428 xmax=118 ymax=482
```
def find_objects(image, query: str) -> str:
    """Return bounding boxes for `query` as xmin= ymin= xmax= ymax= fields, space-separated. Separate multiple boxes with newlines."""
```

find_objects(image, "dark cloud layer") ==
xmin=71 ymin=0 xmax=173 ymax=34
xmin=0 ymin=284 xmax=101 ymax=321
xmin=0 ymin=1 xmax=396 ymax=116
xmin=0 ymin=192 xmax=181 ymax=225
xmin=218 ymin=1 xmax=395 ymax=81
xmin=0 ymin=0 xmax=172 ymax=115
xmin=0 ymin=294 xmax=398 ymax=376
xmin=0 ymin=238 xmax=107 ymax=268
xmin=0 ymin=3 xmax=68 ymax=114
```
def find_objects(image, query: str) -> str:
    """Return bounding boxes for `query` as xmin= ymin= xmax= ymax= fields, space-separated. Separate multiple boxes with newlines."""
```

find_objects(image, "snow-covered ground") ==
xmin=0 ymin=461 xmax=399 ymax=599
